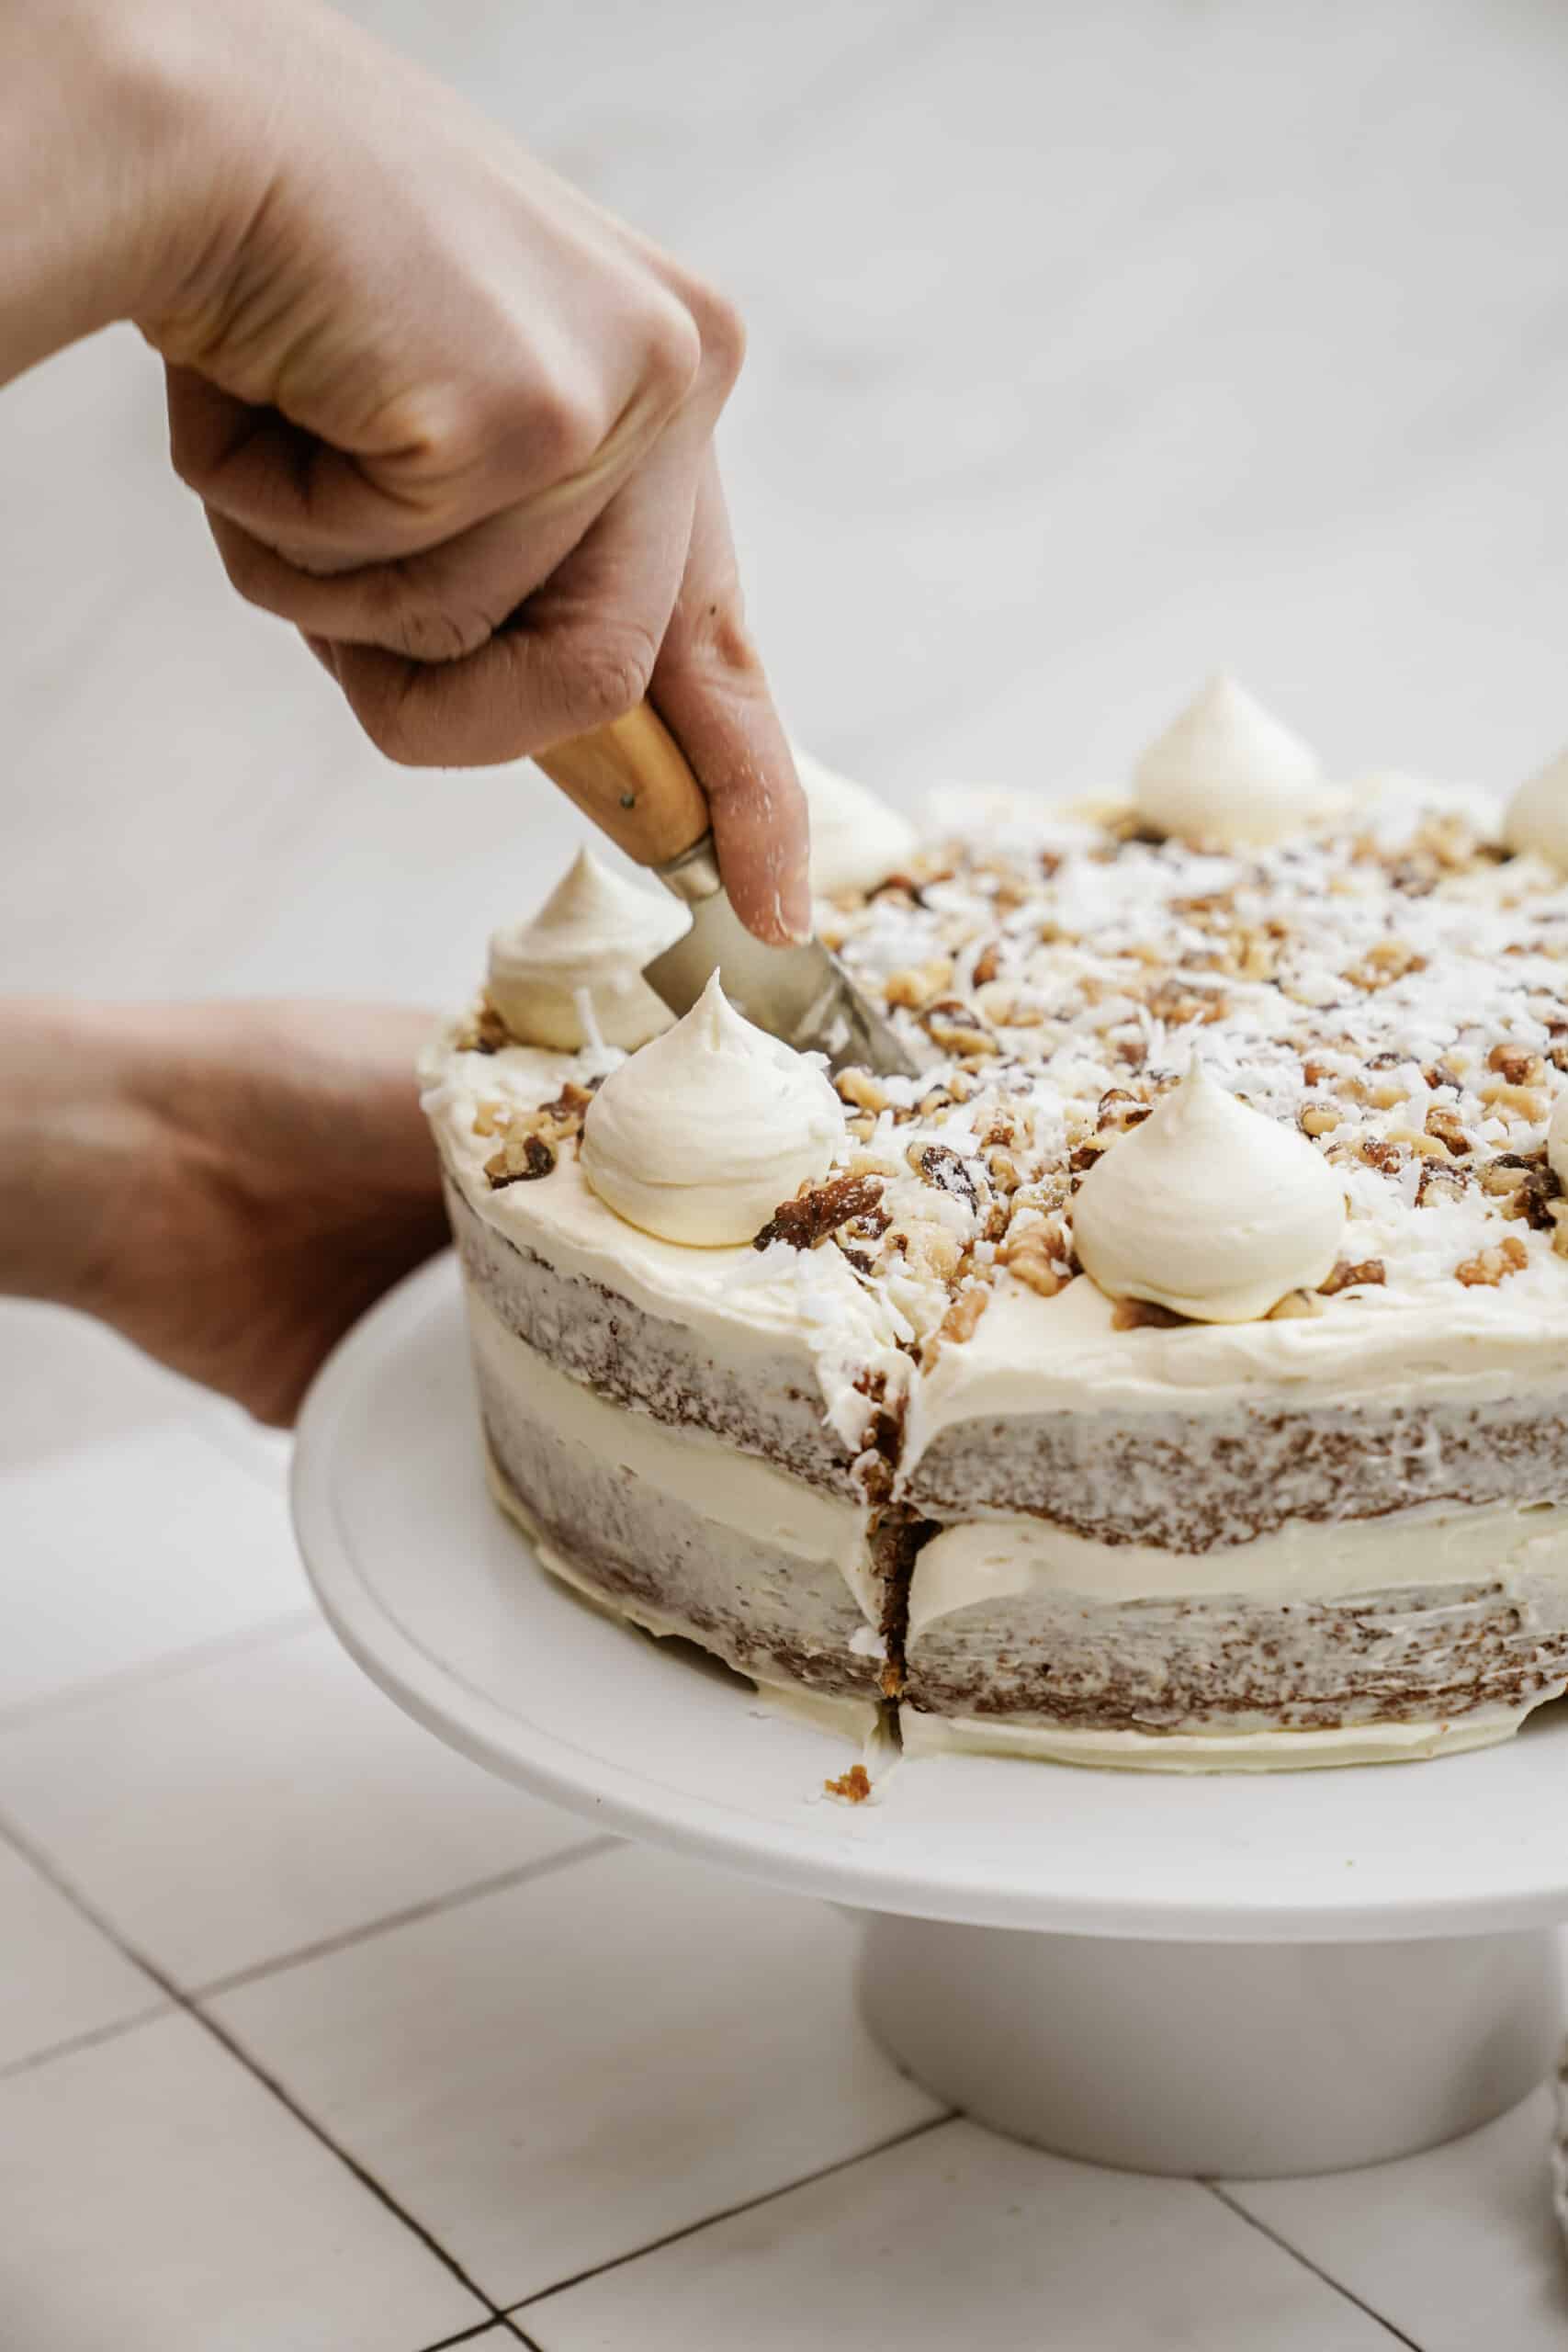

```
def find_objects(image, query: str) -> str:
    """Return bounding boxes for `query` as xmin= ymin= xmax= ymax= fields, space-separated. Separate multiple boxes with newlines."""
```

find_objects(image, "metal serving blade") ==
xmin=643 ymin=837 xmax=918 ymax=1078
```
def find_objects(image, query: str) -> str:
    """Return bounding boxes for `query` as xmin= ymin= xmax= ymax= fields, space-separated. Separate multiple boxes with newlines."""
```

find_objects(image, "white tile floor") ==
xmin=7 ymin=0 xmax=1568 ymax=2342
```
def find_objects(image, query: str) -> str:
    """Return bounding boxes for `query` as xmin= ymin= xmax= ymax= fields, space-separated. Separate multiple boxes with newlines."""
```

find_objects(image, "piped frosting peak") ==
xmin=487 ymin=846 xmax=687 ymax=1052
xmin=581 ymin=972 xmax=845 ymax=1247
xmin=794 ymin=742 xmax=918 ymax=897
xmin=1069 ymin=1060 xmax=1347 ymax=1323
xmin=1133 ymin=675 xmax=1349 ymax=849
xmin=1503 ymin=745 xmax=1568 ymax=875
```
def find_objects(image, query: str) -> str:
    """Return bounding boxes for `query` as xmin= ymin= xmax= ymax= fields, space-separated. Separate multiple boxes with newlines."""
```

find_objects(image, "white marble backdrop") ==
xmin=5 ymin=0 xmax=1566 ymax=1011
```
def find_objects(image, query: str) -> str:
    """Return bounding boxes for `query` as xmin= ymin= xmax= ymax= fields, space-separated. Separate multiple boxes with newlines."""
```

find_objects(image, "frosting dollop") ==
xmin=1069 ymin=1062 xmax=1346 ymax=1323
xmin=1133 ymin=675 xmax=1349 ymax=848
xmin=794 ymin=742 xmax=918 ymax=897
xmin=1549 ymin=1091 xmax=1568 ymax=1193
xmin=486 ymin=847 xmax=687 ymax=1051
xmin=581 ymin=972 xmax=846 ymax=1247
xmin=1503 ymin=745 xmax=1568 ymax=874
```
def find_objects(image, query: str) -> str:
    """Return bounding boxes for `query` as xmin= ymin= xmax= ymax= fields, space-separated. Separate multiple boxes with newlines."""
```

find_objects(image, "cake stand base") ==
xmin=858 ymin=1916 xmax=1564 ymax=2176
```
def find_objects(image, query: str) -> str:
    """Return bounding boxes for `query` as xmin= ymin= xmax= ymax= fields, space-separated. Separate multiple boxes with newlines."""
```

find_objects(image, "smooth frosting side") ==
xmin=794 ymin=742 xmax=918 ymax=897
xmin=1069 ymin=1060 xmax=1346 ymax=1321
xmin=905 ymin=1275 xmax=1568 ymax=1457
xmin=482 ymin=1444 xmax=884 ymax=1742
xmin=466 ymin=1286 xmax=879 ymax=1620
xmin=488 ymin=846 xmax=686 ymax=1050
xmin=1133 ymin=674 xmax=1350 ymax=847
xmin=905 ymin=1496 xmax=1568 ymax=1634
xmin=1503 ymin=746 xmax=1568 ymax=875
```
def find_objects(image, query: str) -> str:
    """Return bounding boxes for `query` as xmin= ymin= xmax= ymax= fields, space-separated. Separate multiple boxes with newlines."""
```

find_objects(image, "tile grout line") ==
xmin=1202 ymin=2181 xmax=1426 ymax=2349
xmin=0 ymin=1607 xmax=321 ymax=1736
xmin=193 ymin=1835 xmax=623 ymax=1999
xmin=0 ymin=1996 xmax=173 ymax=2086
xmin=0 ymin=1804 xmax=509 ymax=2324
xmin=507 ymin=2109 xmax=958 ymax=2315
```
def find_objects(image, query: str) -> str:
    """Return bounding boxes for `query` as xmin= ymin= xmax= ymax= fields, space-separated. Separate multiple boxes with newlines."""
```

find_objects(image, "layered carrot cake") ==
xmin=420 ymin=680 xmax=1568 ymax=1770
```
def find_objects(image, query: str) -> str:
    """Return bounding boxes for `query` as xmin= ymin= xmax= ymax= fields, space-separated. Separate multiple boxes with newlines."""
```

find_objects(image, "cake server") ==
xmin=536 ymin=703 xmax=917 ymax=1077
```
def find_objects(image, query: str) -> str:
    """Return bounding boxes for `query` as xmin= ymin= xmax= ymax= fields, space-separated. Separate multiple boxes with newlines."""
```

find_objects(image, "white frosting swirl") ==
xmin=1069 ymin=1061 xmax=1347 ymax=1323
xmin=1503 ymin=745 xmax=1568 ymax=874
xmin=581 ymin=972 xmax=846 ymax=1247
xmin=1133 ymin=675 xmax=1349 ymax=848
xmin=487 ymin=847 xmax=686 ymax=1051
xmin=793 ymin=742 xmax=917 ymax=897
xmin=1549 ymin=1090 xmax=1568 ymax=1193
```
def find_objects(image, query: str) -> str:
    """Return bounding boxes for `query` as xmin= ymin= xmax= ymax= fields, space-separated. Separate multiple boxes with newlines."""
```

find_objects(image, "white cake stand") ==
xmin=293 ymin=1256 xmax=1568 ymax=2179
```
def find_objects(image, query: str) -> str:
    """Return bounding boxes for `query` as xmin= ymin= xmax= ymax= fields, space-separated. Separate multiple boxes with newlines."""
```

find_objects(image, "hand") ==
xmin=0 ymin=1000 xmax=448 ymax=1426
xmin=137 ymin=0 xmax=809 ymax=944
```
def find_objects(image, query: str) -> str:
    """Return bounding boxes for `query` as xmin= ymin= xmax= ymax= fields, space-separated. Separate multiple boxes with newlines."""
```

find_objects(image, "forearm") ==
xmin=0 ymin=999 xmax=156 ymax=1310
xmin=0 ymin=0 xmax=251 ymax=386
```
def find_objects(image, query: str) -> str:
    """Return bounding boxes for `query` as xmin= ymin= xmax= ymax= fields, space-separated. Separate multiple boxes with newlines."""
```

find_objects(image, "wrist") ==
xmin=0 ymin=1000 xmax=165 ymax=1317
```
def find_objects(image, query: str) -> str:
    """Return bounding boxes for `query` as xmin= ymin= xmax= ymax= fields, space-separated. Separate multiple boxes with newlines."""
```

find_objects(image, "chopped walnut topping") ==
xmin=884 ymin=960 xmax=952 ymax=1011
xmin=1456 ymin=1235 xmax=1530 ymax=1287
xmin=1317 ymin=1257 xmax=1387 ymax=1295
xmin=925 ymin=1011 xmax=999 ymax=1058
xmin=908 ymin=1140 xmax=981 ymax=1212
xmin=1111 ymin=1296 xmax=1190 ymax=1330
xmin=752 ymin=1174 xmax=884 ymax=1252
xmin=1424 ymin=1105 xmax=1471 ymax=1157
xmin=836 ymin=1068 xmax=891 ymax=1116
xmin=938 ymin=1283 xmax=990 ymax=1346
xmin=1001 ymin=1223 xmax=1073 ymax=1297
xmin=823 ymin=1764 xmax=872 ymax=1804
xmin=1488 ymin=1043 xmax=1543 ymax=1085
xmin=484 ymin=1132 xmax=555 ymax=1188
xmin=1343 ymin=940 xmax=1428 ymax=992
xmin=456 ymin=999 xmax=511 ymax=1055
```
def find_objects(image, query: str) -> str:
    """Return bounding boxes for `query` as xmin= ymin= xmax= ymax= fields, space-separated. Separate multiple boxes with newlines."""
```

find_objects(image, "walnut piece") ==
xmin=1317 ymin=1257 xmax=1387 ymax=1295
xmin=824 ymin=1764 xmax=873 ymax=1804
xmin=752 ymin=1174 xmax=884 ymax=1252
xmin=1111 ymin=1296 xmax=1189 ymax=1330
xmin=1455 ymin=1235 xmax=1530 ymax=1287
xmin=484 ymin=1132 xmax=555 ymax=1188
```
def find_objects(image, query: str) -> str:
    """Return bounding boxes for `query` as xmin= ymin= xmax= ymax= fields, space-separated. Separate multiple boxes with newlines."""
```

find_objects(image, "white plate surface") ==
xmin=294 ymin=1255 xmax=1568 ymax=1941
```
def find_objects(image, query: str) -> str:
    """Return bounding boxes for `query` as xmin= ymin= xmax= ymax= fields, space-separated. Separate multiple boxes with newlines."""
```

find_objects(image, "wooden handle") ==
xmin=534 ymin=703 xmax=710 ymax=867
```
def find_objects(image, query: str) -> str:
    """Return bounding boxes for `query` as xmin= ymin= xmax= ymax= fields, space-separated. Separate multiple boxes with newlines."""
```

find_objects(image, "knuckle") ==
xmin=641 ymin=298 xmax=704 ymax=402
xmin=561 ymin=623 xmax=660 ymax=727
xmin=363 ymin=560 xmax=501 ymax=664
xmin=392 ymin=599 xmax=495 ymax=665
xmin=686 ymin=278 xmax=747 ymax=393
xmin=525 ymin=383 xmax=606 ymax=480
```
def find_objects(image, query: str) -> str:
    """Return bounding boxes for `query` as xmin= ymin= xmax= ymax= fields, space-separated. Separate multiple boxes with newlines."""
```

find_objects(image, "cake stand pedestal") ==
xmin=294 ymin=1258 xmax=1568 ymax=2180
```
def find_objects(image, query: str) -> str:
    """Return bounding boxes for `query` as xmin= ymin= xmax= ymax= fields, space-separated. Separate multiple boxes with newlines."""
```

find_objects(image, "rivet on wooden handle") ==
xmin=534 ymin=704 xmax=710 ymax=868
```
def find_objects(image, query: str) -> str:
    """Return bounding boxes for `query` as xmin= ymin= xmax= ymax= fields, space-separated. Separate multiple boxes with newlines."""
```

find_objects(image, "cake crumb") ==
xmin=824 ymin=1763 xmax=872 ymax=1804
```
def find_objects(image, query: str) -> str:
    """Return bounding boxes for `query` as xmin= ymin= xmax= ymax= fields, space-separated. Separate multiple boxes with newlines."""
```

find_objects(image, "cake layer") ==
xmin=905 ymin=1387 xmax=1568 ymax=1552
xmin=466 ymin=1287 xmax=886 ymax=1702
xmin=902 ymin=1500 xmax=1568 ymax=1741
xmin=448 ymin=1179 xmax=863 ymax=1497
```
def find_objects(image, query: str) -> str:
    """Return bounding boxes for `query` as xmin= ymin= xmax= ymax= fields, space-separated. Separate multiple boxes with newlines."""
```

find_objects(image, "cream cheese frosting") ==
xmin=1068 ymin=1060 xmax=1346 ymax=1322
xmin=581 ymin=973 xmax=846 ymax=1248
xmin=793 ymin=742 xmax=918 ymax=898
xmin=487 ymin=846 xmax=687 ymax=1051
xmin=1503 ymin=745 xmax=1568 ymax=875
xmin=1133 ymin=675 xmax=1350 ymax=848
